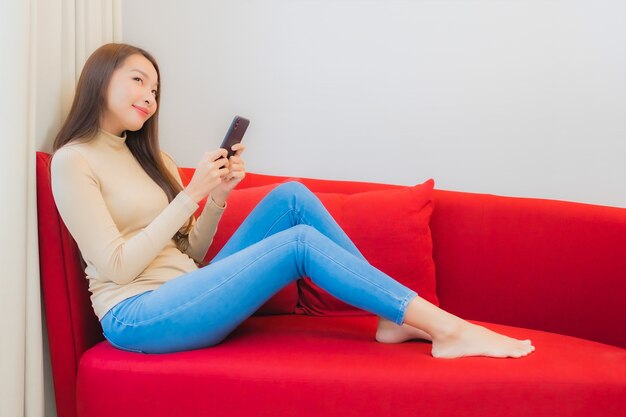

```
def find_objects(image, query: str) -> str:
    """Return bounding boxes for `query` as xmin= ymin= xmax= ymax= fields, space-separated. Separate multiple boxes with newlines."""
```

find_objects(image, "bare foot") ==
xmin=375 ymin=317 xmax=432 ymax=344
xmin=431 ymin=321 xmax=535 ymax=359
xmin=402 ymin=295 xmax=535 ymax=359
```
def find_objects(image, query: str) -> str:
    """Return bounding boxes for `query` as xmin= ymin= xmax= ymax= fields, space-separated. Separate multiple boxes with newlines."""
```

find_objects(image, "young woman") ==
xmin=51 ymin=43 xmax=535 ymax=358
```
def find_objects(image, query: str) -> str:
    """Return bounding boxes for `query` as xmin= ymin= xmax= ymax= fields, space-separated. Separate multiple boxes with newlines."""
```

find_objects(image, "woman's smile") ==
xmin=132 ymin=104 xmax=150 ymax=117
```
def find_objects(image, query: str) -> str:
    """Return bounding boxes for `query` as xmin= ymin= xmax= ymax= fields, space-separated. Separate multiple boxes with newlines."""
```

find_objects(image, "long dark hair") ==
xmin=53 ymin=43 xmax=193 ymax=252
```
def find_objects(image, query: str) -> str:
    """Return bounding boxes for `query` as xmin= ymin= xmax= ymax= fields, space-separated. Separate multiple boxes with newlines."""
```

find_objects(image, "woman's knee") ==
xmin=272 ymin=181 xmax=313 ymax=200
xmin=262 ymin=181 xmax=316 ymax=212
xmin=290 ymin=224 xmax=326 ymax=245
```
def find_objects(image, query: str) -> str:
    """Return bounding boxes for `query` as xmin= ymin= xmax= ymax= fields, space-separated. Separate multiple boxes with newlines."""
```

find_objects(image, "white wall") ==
xmin=122 ymin=0 xmax=626 ymax=208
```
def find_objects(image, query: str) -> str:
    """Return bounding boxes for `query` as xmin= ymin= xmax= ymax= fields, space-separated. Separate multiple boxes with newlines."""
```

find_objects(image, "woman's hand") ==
xmin=183 ymin=149 xmax=229 ymax=204
xmin=211 ymin=143 xmax=246 ymax=205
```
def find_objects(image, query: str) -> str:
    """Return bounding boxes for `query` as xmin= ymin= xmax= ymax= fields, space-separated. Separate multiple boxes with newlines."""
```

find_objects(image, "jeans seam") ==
xmin=303 ymin=239 xmax=405 ymax=305
xmin=109 ymin=239 xmax=297 ymax=327
xmin=395 ymin=291 xmax=418 ymax=325
xmin=263 ymin=209 xmax=296 ymax=239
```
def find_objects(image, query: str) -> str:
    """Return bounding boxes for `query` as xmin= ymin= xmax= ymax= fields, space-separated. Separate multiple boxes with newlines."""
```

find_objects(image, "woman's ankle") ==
xmin=403 ymin=296 xmax=464 ymax=341
xmin=376 ymin=317 xmax=433 ymax=343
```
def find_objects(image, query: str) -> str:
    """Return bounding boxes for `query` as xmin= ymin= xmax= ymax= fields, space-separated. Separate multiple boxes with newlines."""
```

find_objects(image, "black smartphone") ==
xmin=219 ymin=116 xmax=250 ymax=159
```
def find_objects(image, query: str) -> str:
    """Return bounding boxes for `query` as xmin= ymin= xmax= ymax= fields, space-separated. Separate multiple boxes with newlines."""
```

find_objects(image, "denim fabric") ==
xmin=101 ymin=182 xmax=417 ymax=353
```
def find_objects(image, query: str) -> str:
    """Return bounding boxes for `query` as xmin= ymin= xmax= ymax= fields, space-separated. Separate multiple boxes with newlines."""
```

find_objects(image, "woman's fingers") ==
xmin=229 ymin=144 xmax=245 ymax=164
xmin=203 ymin=148 xmax=228 ymax=164
xmin=224 ymin=149 xmax=246 ymax=183
xmin=231 ymin=143 xmax=245 ymax=156
xmin=201 ymin=149 xmax=229 ymax=176
xmin=228 ymin=157 xmax=244 ymax=168
xmin=197 ymin=149 xmax=230 ymax=186
xmin=225 ymin=170 xmax=246 ymax=183
xmin=193 ymin=146 xmax=246 ymax=194
xmin=186 ymin=149 xmax=230 ymax=202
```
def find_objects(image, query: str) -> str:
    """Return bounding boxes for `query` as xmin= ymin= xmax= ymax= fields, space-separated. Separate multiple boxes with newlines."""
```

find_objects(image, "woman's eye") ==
xmin=133 ymin=77 xmax=143 ymax=83
xmin=151 ymin=90 xmax=158 ymax=97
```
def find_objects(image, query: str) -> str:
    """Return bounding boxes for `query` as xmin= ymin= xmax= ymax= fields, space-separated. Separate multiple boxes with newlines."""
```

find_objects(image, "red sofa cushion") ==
xmin=77 ymin=315 xmax=626 ymax=417
xmin=297 ymin=180 xmax=438 ymax=316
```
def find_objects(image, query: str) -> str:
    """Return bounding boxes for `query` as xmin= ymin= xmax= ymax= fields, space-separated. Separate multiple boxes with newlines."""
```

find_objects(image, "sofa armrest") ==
xmin=431 ymin=190 xmax=626 ymax=348
xmin=37 ymin=152 xmax=103 ymax=417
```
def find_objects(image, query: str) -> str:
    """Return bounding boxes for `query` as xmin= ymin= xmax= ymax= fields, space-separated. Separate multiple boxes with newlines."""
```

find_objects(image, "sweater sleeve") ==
xmin=51 ymin=147 xmax=200 ymax=285
xmin=160 ymin=151 xmax=226 ymax=263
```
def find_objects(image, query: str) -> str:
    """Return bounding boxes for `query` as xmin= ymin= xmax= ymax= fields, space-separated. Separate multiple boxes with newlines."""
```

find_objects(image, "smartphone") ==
xmin=219 ymin=116 xmax=250 ymax=159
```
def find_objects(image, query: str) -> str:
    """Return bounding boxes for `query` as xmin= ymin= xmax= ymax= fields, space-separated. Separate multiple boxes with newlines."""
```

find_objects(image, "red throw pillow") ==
xmin=296 ymin=179 xmax=438 ymax=317
xmin=198 ymin=182 xmax=300 ymax=315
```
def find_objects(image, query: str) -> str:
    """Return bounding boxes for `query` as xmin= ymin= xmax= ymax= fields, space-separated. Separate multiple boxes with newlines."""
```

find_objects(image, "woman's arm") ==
xmin=51 ymin=147 xmax=199 ymax=285
xmin=161 ymin=151 xmax=226 ymax=263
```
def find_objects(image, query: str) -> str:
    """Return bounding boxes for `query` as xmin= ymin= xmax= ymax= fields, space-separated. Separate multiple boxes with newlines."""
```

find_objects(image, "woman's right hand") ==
xmin=183 ymin=149 xmax=229 ymax=204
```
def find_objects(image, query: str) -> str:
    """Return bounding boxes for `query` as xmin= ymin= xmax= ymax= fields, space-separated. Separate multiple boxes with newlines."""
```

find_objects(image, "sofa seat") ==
xmin=76 ymin=315 xmax=625 ymax=417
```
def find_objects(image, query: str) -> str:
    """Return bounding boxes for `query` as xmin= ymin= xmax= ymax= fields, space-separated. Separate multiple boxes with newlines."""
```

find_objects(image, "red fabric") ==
xmin=233 ymin=171 xmax=410 ymax=194
xmin=77 ymin=315 xmax=626 ymax=417
xmin=430 ymin=190 xmax=626 ymax=348
xmin=37 ymin=158 xmax=626 ymax=417
xmin=36 ymin=152 xmax=104 ymax=417
xmin=297 ymin=180 xmax=438 ymax=316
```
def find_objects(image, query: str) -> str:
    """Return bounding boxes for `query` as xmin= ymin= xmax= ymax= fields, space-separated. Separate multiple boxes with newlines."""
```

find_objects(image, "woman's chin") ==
xmin=126 ymin=123 xmax=146 ymax=132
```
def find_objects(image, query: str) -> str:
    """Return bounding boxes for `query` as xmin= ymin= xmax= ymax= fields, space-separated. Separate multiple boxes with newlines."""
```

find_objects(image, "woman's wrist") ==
xmin=210 ymin=193 xmax=227 ymax=208
xmin=182 ymin=186 xmax=204 ymax=204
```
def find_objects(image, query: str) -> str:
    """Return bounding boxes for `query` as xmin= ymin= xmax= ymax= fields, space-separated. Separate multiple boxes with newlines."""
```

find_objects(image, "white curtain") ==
xmin=0 ymin=1 xmax=121 ymax=416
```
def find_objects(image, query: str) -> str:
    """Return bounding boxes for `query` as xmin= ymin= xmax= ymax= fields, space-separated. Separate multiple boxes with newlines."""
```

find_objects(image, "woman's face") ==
xmin=100 ymin=54 xmax=159 ymax=136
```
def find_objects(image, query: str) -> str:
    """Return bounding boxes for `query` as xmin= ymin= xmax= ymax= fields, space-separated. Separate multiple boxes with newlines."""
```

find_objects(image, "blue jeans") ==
xmin=101 ymin=182 xmax=418 ymax=353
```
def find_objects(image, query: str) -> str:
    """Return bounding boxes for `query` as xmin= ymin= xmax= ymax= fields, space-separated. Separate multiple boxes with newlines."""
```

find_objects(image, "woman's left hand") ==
xmin=211 ymin=143 xmax=246 ymax=206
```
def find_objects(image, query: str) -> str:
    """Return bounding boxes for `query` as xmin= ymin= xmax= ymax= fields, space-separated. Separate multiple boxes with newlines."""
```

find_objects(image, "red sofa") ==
xmin=36 ymin=151 xmax=625 ymax=417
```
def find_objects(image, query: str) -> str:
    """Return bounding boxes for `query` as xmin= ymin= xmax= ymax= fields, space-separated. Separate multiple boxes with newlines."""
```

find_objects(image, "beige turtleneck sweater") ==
xmin=51 ymin=129 xmax=225 ymax=320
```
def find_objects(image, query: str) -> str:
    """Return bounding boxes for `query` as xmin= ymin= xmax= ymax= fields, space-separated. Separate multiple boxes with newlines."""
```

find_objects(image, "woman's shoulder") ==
xmin=51 ymin=143 xmax=94 ymax=177
xmin=53 ymin=136 xmax=94 ymax=157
